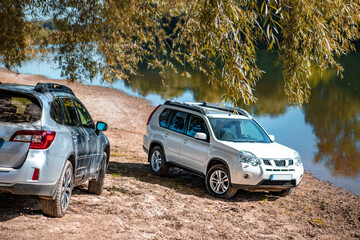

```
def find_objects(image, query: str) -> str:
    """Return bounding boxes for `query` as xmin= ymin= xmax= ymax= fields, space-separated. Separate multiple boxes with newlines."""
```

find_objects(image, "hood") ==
xmin=221 ymin=141 xmax=296 ymax=159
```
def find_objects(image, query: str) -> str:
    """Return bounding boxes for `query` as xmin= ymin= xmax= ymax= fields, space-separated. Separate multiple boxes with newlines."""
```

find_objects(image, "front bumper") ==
xmin=230 ymin=161 xmax=304 ymax=191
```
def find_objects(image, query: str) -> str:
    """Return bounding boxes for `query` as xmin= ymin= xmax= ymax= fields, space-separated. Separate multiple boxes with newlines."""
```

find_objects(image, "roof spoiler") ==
xmin=34 ymin=83 xmax=75 ymax=96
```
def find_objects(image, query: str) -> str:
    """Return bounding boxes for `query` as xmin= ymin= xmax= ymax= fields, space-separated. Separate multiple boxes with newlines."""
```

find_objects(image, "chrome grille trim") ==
xmin=262 ymin=159 xmax=294 ymax=167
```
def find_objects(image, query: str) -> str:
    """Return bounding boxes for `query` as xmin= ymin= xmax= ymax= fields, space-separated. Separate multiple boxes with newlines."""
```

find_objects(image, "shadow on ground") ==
xmin=0 ymin=193 xmax=42 ymax=222
xmin=107 ymin=161 xmax=279 ymax=202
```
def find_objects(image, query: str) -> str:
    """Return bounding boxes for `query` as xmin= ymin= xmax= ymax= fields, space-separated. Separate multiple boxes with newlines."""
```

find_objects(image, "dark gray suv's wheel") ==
xmin=88 ymin=152 xmax=107 ymax=195
xmin=41 ymin=160 xmax=73 ymax=217
xmin=206 ymin=164 xmax=237 ymax=199
xmin=149 ymin=146 xmax=169 ymax=176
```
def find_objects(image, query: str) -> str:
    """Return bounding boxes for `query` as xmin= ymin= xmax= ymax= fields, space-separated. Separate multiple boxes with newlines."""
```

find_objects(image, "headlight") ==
xmin=239 ymin=151 xmax=259 ymax=166
xmin=294 ymin=151 xmax=302 ymax=166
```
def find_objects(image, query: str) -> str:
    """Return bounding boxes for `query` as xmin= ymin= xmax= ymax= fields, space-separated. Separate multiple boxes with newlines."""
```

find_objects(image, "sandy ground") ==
xmin=0 ymin=68 xmax=359 ymax=240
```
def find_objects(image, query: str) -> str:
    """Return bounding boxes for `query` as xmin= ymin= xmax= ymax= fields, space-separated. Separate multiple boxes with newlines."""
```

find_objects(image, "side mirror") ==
xmin=269 ymin=135 xmax=275 ymax=142
xmin=195 ymin=132 xmax=207 ymax=141
xmin=96 ymin=121 xmax=108 ymax=132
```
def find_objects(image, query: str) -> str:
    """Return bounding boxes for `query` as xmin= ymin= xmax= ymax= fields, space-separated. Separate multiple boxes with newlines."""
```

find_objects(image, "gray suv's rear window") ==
xmin=0 ymin=90 xmax=41 ymax=123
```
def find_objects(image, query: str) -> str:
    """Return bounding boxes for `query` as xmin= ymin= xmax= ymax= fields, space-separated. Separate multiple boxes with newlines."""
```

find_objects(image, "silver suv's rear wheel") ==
xmin=206 ymin=164 xmax=237 ymax=199
xmin=149 ymin=146 xmax=169 ymax=176
xmin=41 ymin=160 xmax=73 ymax=217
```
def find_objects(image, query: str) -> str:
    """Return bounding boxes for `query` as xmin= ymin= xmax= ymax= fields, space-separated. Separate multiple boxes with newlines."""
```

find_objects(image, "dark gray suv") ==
xmin=0 ymin=82 xmax=110 ymax=217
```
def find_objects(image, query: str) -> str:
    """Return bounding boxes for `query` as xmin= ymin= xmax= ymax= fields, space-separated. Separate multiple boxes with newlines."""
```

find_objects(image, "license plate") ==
xmin=271 ymin=174 xmax=292 ymax=180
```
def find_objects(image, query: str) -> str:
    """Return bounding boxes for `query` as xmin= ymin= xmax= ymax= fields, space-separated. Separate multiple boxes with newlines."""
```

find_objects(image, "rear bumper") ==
xmin=0 ymin=182 xmax=57 ymax=197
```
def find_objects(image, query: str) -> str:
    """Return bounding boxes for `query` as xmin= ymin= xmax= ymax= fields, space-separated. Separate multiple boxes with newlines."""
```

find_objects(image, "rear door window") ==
xmin=61 ymin=98 xmax=80 ymax=126
xmin=169 ymin=111 xmax=188 ymax=133
xmin=0 ymin=90 xmax=41 ymax=123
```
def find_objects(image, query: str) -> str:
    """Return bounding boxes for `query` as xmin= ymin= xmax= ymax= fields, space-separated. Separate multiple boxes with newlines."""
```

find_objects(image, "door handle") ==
xmin=164 ymin=133 xmax=169 ymax=137
xmin=71 ymin=132 xmax=79 ymax=141
xmin=183 ymin=139 xmax=188 ymax=144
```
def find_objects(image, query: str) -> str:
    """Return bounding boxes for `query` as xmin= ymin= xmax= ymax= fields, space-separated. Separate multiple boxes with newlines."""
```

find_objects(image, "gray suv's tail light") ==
xmin=10 ymin=130 xmax=56 ymax=149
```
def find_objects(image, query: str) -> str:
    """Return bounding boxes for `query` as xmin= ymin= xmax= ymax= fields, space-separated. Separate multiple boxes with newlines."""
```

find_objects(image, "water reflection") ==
xmin=304 ymin=57 xmax=360 ymax=178
xmin=127 ymin=68 xmax=223 ymax=104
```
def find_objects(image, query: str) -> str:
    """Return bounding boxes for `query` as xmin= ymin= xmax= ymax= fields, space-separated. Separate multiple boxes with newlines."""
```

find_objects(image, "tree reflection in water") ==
xmin=126 ymin=52 xmax=360 ymax=179
xmin=304 ymin=55 xmax=360 ymax=178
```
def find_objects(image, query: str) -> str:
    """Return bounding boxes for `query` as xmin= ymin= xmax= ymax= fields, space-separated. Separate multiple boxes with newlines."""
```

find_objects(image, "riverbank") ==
xmin=0 ymin=68 xmax=359 ymax=239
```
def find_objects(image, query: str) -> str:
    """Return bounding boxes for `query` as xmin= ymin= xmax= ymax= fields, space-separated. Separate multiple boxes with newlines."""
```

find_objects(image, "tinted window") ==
xmin=169 ymin=111 xmax=188 ymax=133
xmin=187 ymin=115 xmax=209 ymax=138
xmin=0 ymin=90 xmax=41 ymax=123
xmin=73 ymin=99 xmax=94 ymax=128
xmin=50 ymin=98 xmax=63 ymax=124
xmin=159 ymin=109 xmax=172 ymax=128
xmin=61 ymin=98 xmax=79 ymax=126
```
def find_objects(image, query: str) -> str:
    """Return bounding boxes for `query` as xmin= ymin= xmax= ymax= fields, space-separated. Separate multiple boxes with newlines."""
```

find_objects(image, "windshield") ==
xmin=209 ymin=118 xmax=271 ymax=143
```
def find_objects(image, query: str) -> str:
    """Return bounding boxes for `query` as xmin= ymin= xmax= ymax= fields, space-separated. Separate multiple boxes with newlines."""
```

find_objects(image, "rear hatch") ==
xmin=0 ymin=90 xmax=42 ymax=168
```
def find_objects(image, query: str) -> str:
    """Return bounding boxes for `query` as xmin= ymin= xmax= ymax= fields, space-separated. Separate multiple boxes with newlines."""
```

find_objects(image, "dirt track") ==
xmin=0 ymin=68 xmax=360 ymax=240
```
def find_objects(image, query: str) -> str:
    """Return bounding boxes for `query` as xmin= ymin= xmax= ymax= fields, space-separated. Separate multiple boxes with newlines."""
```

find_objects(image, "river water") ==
xmin=2 ymin=51 xmax=359 ymax=195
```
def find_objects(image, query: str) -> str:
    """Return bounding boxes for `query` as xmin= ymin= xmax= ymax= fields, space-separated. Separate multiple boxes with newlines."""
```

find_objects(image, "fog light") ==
xmin=32 ymin=168 xmax=39 ymax=180
xmin=244 ymin=173 xmax=252 ymax=179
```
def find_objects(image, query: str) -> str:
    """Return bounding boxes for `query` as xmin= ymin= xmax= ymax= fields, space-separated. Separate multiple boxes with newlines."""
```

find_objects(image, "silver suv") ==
xmin=0 ymin=82 xmax=110 ymax=217
xmin=143 ymin=101 xmax=304 ymax=198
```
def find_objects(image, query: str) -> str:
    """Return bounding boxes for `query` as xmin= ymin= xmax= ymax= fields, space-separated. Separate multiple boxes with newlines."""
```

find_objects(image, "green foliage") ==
xmin=1 ymin=0 xmax=359 ymax=106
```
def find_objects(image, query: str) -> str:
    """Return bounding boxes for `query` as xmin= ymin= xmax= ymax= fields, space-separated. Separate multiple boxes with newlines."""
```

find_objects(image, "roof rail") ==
xmin=34 ymin=83 xmax=75 ymax=96
xmin=163 ymin=100 xmax=251 ymax=117
xmin=164 ymin=100 xmax=205 ymax=114
xmin=200 ymin=102 xmax=251 ymax=117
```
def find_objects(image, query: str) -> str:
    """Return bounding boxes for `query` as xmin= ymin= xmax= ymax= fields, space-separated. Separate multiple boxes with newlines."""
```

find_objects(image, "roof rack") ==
xmin=164 ymin=100 xmax=205 ymax=114
xmin=34 ymin=83 xmax=75 ymax=96
xmin=164 ymin=100 xmax=251 ymax=118
xmin=199 ymin=102 xmax=251 ymax=117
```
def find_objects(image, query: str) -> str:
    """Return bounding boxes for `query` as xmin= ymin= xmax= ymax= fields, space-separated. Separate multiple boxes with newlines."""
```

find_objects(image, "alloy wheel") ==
xmin=151 ymin=150 xmax=162 ymax=172
xmin=61 ymin=168 xmax=72 ymax=212
xmin=209 ymin=170 xmax=229 ymax=194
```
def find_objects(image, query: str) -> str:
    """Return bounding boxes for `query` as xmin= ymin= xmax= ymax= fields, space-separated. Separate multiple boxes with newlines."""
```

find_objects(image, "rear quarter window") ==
xmin=159 ymin=108 xmax=172 ymax=128
xmin=0 ymin=90 xmax=42 ymax=123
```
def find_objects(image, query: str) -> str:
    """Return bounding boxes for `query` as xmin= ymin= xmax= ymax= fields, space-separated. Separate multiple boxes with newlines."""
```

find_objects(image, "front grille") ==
xmin=263 ymin=159 xmax=271 ymax=165
xmin=262 ymin=159 xmax=294 ymax=167
xmin=274 ymin=160 xmax=285 ymax=167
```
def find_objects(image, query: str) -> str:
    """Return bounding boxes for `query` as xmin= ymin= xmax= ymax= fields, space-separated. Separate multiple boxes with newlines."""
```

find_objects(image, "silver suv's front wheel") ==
xmin=205 ymin=164 xmax=237 ymax=199
xmin=149 ymin=146 xmax=169 ymax=176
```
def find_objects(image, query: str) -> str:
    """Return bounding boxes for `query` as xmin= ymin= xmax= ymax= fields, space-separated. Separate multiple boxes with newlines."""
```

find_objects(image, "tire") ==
xmin=271 ymin=188 xmax=294 ymax=197
xmin=205 ymin=164 xmax=237 ymax=199
xmin=149 ymin=146 xmax=169 ymax=176
xmin=88 ymin=152 xmax=107 ymax=195
xmin=41 ymin=160 xmax=73 ymax=217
